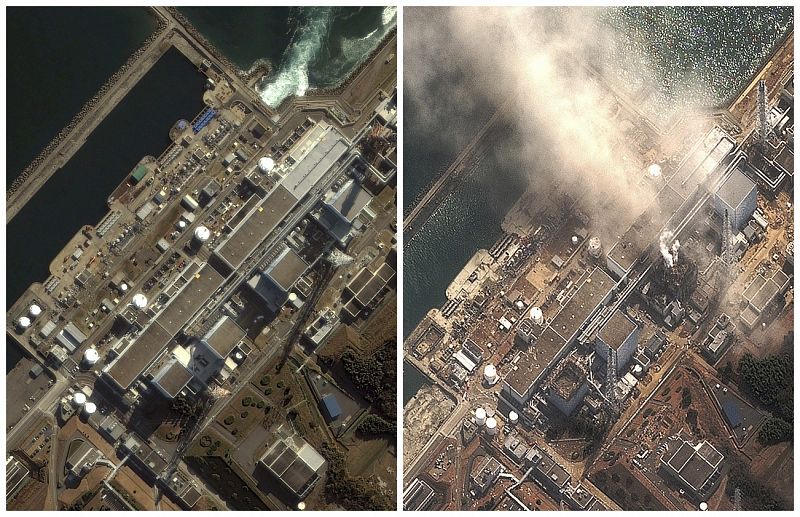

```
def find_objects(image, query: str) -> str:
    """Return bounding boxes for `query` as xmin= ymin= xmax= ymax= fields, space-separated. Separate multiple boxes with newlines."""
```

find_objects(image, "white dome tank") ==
xmin=633 ymin=364 xmax=643 ymax=375
xmin=83 ymin=348 xmax=100 ymax=365
xmin=648 ymin=163 xmax=662 ymax=178
xmin=178 ymin=220 xmax=187 ymax=229
xmin=485 ymin=417 xmax=498 ymax=435
xmin=571 ymin=235 xmax=579 ymax=246
xmin=483 ymin=364 xmax=498 ymax=385
xmin=588 ymin=237 xmax=602 ymax=259
xmin=83 ymin=402 xmax=97 ymax=415
xmin=72 ymin=392 xmax=87 ymax=406
xmin=193 ymin=225 xmax=211 ymax=243
xmin=234 ymin=351 xmax=244 ymax=361
xmin=258 ymin=156 xmax=276 ymax=173
xmin=475 ymin=407 xmax=487 ymax=426
xmin=120 ymin=283 xmax=128 ymax=292
xmin=288 ymin=292 xmax=298 ymax=303
xmin=529 ymin=306 xmax=544 ymax=326
xmin=509 ymin=411 xmax=519 ymax=425
xmin=29 ymin=304 xmax=42 ymax=317
xmin=699 ymin=502 xmax=708 ymax=511
xmin=132 ymin=293 xmax=148 ymax=310
xmin=17 ymin=316 xmax=31 ymax=329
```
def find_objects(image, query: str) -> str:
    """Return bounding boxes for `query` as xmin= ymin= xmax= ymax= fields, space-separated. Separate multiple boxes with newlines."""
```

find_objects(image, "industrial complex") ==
xmin=404 ymin=22 xmax=793 ymax=512
xmin=7 ymin=7 xmax=397 ymax=511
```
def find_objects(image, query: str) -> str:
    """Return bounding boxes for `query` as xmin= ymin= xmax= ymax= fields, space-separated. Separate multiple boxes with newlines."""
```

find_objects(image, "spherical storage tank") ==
xmin=194 ymin=225 xmax=211 ymax=243
xmin=29 ymin=304 xmax=42 ymax=318
xmin=132 ymin=293 xmax=148 ymax=310
xmin=485 ymin=417 xmax=498 ymax=435
xmin=529 ymin=306 xmax=544 ymax=326
xmin=17 ymin=316 xmax=31 ymax=329
xmin=509 ymin=411 xmax=519 ymax=425
xmin=72 ymin=392 xmax=87 ymax=406
xmin=84 ymin=347 xmax=100 ymax=365
xmin=83 ymin=402 xmax=97 ymax=415
xmin=484 ymin=364 xmax=498 ymax=385
xmin=258 ymin=156 xmax=276 ymax=173
xmin=475 ymin=407 xmax=487 ymax=426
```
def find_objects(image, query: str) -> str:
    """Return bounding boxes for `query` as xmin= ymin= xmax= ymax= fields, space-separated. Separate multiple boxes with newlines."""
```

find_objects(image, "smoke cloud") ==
xmin=405 ymin=7 xmax=699 ymax=239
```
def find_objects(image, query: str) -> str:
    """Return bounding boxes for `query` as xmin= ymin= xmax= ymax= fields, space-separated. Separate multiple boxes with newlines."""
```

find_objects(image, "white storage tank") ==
xmin=483 ymin=364 xmax=498 ymax=385
xmin=193 ymin=225 xmax=211 ymax=243
xmin=29 ymin=304 xmax=42 ymax=318
xmin=83 ymin=402 xmax=97 ymax=415
xmin=648 ymin=163 xmax=663 ymax=178
xmin=72 ymin=392 xmax=87 ymax=406
xmin=475 ymin=407 xmax=487 ymax=426
xmin=485 ymin=417 xmax=498 ymax=435
xmin=83 ymin=348 xmax=100 ymax=366
xmin=529 ymin=306 xmax=544 ymax=326
xmin=508 ymin=411 xmax=519 ymax=425
xmin=17 ymin=316 xmax=31 ymax=330
xmin=258 ymin=156 xmax=276 ymax=173
xmin=132 ymin=293 xmax=148 ymax=310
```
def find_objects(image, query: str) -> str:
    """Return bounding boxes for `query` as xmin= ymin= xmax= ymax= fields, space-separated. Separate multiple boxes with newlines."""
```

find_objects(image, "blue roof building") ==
xmin=320 ymin=394 xmax=342 ymax=421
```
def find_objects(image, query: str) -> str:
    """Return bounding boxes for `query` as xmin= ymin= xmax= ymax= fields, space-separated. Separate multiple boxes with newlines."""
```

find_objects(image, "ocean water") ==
xmin=180 ymin=6 xmax=397 ymax=108
xmin=6 ymin=7 xmax=157 ymax=182
xmin=403 ymin=6 xmax=793 ymax=401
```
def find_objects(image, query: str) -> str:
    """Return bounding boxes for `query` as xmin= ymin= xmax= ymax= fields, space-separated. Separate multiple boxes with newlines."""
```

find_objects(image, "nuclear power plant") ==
xmin=7 ymin=8 xmax=397 ymax=510
xmin=404 ymin=8 xmax=793 ymax=511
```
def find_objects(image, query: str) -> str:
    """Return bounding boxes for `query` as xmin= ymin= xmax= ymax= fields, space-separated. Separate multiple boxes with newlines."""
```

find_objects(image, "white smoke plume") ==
xmin=405 ymin=7 xmax=711 ymax=239
xmin=659 ymin=230 xmax=680 ymax=268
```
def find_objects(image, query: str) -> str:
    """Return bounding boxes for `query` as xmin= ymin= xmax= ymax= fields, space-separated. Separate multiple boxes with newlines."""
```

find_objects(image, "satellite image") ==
xmin=7 ymin=6 xmax=397 ymax=510
xmin=403 ymin=6 xmax=794 ymax=511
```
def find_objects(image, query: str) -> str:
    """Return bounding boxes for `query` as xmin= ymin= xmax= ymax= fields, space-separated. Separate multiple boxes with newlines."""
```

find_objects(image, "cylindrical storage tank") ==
xmin=483 ymin=364 xmax=498 ymax=385
xmin=29 ymin=304 xmax=42 ymax=318
xmin=475 ymin=407 xmax=487 ymax=426
xmin=17 ymin=316 xmax=31 ymax=329
xmin=509 ymin=411 xmax=519 ymax=425
xmin=699 ymin=502 xmax=708 ymax=511
xmin=178 ymin=220 xmax=187 ymax=230
xmin=193 ymin=225 xmax=211 ymax=243
xmin=83 ymin=402 xmax=97 ymax=415
xmin=633 ymin=364 xmax=643 ymax=376
xmin=234 ymin=351 xmax=244 ymax=361
xmin=571 ymin=235 xmax=579 ymax=246
xmin=120 ymin=283 xmax=128 ymax=293
xmin=648 ymin=163 xmax=662 ymax=178
xmin=132 ymin=293 xmax=148 ymax=310
xmin=529 ymin=306 xmax=544 ymax=326
xmin=288 ymin=293 xmax=298 ymax=304
xmin=258 ymin=156 xmax=276 ymax=173
xmin=588 ymin=237 xmax=602 ymax=259
xmin=83 ymin=348 xmax=100 ymax=365
xmin=485 ymin=417 xmax=498 ymax=435
xmin=72 ymin=392 xmax=87 ymax=406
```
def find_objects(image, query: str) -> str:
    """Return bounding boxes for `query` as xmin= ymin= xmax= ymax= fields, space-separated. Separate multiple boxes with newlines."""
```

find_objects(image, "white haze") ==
xmin=405 ymin=7 xmax=708 ymax=240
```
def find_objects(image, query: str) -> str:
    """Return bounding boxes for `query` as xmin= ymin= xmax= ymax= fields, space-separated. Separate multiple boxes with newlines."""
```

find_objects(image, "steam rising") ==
xmin=659 ymin=230 xmax=680 ymax=268
xmin=405 ymin=7 xmax=705 ymax=238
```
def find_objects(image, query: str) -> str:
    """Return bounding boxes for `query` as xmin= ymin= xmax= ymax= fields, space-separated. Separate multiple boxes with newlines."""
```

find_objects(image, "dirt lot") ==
xmin=403 ymin=384 xmax=456 ymax=468
xmin=590 ymin=463 xmax=668 ymax=511
xmin=7 ymin=478 xmax=48 ymax=511
xmin=346 ymin=437 xmax=396 ymax=499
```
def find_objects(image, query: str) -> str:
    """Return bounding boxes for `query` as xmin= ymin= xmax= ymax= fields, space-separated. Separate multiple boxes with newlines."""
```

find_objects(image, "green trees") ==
xmin=357 ymin=415 xmax=395 ymax=436
xmin=318 ymin=442 xmax=394 ymax=510
xmin=758 ymin=417 xmax=792 ymax=445
xmin=739 ymin=352 xmax=793 ymax=421
xmin=341 ymin=341 xmax=397 ymax=421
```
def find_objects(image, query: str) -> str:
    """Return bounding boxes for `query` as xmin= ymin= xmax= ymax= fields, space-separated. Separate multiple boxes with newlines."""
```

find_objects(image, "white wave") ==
xmin=259 ymin=8 xmax=333 ymax=107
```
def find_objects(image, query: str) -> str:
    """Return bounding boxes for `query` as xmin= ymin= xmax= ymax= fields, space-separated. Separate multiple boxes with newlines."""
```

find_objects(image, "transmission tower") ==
xmin=605 ymin=345 xmax=619 ymax=413
xmin=721 ymin=210 xmax=736 ymax=283
xmin=733 ymin=487 xmax=742 ymax=511
xmin=757 ymin=80 xmax=772 ymax=145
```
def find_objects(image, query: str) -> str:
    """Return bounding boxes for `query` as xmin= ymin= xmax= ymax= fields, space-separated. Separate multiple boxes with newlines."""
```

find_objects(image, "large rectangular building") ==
xmin=714 ymin=166 xmax=757 ymax=231
xmin=103 ymin=263 xmax=225 ymax=392
xmin=502 ymin=268 xmax=614 ymax=407
xmin=660 ymin=438 xmax=724 ymax=500
xmin=595 ymin=310 xmax=640 ymax=373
